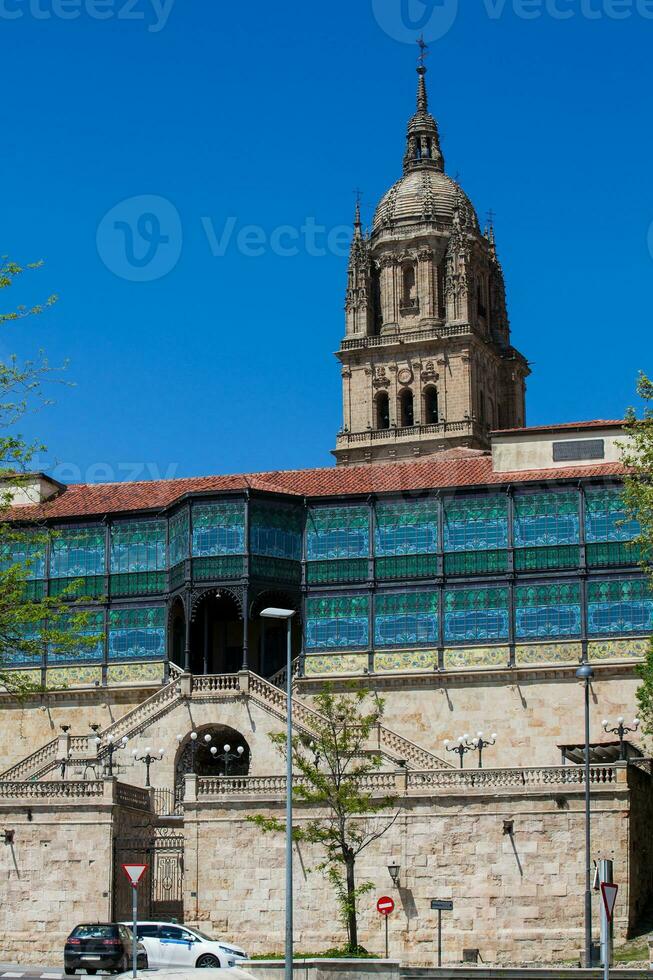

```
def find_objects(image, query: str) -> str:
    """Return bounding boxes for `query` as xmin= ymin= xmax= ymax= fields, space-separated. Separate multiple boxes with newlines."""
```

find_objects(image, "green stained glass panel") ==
xmin=514 ymin=546 xmax=580 ymax=572
xmin=250 ymin=504 xmax=302 ymax=561
xmin=588 ymin=578 xmax=653 ymax=635
xmin=48 ymin=611 xmax=104 ymax=664
xmin=305 ymin=595 xmax=369 ymax=650
xmin=0 ymin=530 xmax=46 ymax=580
xmin=375 ymin=554 xmax=438 ymax=581
xmin=307 ymin=559 xmax=368 ymax=584
xmin=307 ymin=506 xmax=369 ymax=560
xmin=169 ymin=509 xmax=190 ymax=567
xmin=192 ymin=502 xmax=245 ymax=557
xmin=111 ymin=520 xmax=166 ymax=573
xmin=514 ymin=492 xmax=579 ymax=547
xmin=375 ymin=591 xmax=438 ymax=647
xmin=444 ymin=587 xmax=509 ymax=642
xmin=444 ymin=550 xmax=508 ymax=575
xmin=375 ymin=500 xmax=438 ymax=556
xmin=585 ymin=487 xmax=640 ymax=543
xmin=108 ymin=606 xmax=166 ymax=661
xmin=50 ymin=528 xmax=105 ymax=578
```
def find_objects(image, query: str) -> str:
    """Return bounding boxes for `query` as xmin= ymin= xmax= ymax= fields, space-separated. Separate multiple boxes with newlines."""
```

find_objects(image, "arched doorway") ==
xmin=189 ymin=590 xmax=243 ymax=675
xmin=174 ymin=724 xmax=251 ymax=808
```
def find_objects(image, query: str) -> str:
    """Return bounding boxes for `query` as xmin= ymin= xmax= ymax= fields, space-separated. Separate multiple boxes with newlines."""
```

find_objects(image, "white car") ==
xmin=120 ymin=921 xmax=248 ymax=969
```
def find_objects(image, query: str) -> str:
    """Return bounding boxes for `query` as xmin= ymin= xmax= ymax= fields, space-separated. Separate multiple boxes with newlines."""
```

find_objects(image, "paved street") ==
xmin=0 ymin=968 xmax=139 ymax=979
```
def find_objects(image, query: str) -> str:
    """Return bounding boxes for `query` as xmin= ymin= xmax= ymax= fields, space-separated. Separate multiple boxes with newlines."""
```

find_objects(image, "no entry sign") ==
xmin=377 ymin=896 xmax=395 ymax=916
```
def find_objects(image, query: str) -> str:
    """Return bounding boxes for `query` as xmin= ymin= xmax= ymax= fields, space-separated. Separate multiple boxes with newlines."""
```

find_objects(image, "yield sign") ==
xmin=122 ymin=863 xmax=147 ymax=886
xmin=601 ymin=882 xmax=619 ymax=922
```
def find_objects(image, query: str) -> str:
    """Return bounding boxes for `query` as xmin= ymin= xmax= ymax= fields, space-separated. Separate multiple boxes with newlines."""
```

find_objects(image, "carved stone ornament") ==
xmin=397 ymin=368 xmax=414 ymax=386
xmin=372 ymin=367 xmax=391 ymax=389
xmin=421 ymin=360 xmax=439 ymax=383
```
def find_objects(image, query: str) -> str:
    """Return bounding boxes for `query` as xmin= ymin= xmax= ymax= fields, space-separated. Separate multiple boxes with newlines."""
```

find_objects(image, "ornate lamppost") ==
xmin=602 ymin=716 xmax=639 ymax=761
xmin=132 ymin=746 xmax=164 ymax=787
xmin=210 ymin=742 xmax=245 ymax=776
xmin=444 ymin=735 xmax=472 ymax=768
xmin=94 ymin=734 xmax=129 ymax=776
xmin=466 ymin=731 xmax=497 ymax=769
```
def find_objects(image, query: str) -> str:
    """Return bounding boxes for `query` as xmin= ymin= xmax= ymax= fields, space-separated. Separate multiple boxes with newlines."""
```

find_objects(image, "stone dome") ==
xmin=373 ymin=169 xmax=479 ymax=232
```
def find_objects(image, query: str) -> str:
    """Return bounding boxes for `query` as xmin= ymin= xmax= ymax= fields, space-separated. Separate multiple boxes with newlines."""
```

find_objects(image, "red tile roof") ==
xmin=491 ymin=420 xmax=625 ymax=436
xmin=9 ymin=450 xmax=629 ymax=522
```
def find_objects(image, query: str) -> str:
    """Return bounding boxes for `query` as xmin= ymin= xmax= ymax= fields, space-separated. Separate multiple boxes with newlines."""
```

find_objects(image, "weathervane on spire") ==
xmin=417 ymin=35 xmax=428 ymax=70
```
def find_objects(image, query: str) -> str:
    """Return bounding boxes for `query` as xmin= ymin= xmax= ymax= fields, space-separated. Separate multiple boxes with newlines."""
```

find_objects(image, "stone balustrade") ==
xmin=0 ymin=780 xmax=106 ymax=800
xmin=192 ymin=763 xmax=630 ymax=802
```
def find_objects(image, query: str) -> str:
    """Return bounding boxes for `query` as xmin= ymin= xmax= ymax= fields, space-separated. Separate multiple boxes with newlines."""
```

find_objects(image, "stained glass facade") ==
xmin=515 ymin=583 xmax=582 ymax=639
xmin=588 ymin=579 xmax=653 ymax=635
xmin=48 ymin=611 xmax=105 ymax=664
xmin=444 ymin=588 xmax=509 ymax=643
xmin=192 ymin=502 xmax=246 ymax=557
xmin=50 ymin=528 xmax=105 ymax=578
xmin=305 ymin=595 xmax=369 ymax=651
xmin=443 ymin=495 xmax=508 ymax=576
xmin=169 ymin=509 xmax=190 ymax=567
xmin=0 ymin=531 xmax=46 ymax=580
xmin=110 ymin=521 xmax=167 ymax=572
xmin=585 ymin=487 xmax=641 ymax=567
xmin=375 ymin=591 xmax=438 ymax=647
xmin=307 ymin=507 xmax=369 ymax=560
xmin=250 ymin=504 xmax=302 ymax=561
xmin=514 ymin=491 xmax=580 ymax=546
xmin=107 ymin=607 xmax=166 ymax=660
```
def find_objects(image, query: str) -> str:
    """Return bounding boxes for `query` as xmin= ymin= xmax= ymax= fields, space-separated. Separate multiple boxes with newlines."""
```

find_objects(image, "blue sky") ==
xmin=3 ymin=0 xmax=652 ymax=483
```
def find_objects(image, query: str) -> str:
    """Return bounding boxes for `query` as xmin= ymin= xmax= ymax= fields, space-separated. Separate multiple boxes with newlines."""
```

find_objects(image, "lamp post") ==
xmin=602 ymin=716 xmax=640 ymax=761
xmin=444 ymin=735 xmax=472 ymax=769
xmin=210 ymin=743 xmax=245 ymax=776
xmin=132 ymin=746 xmax=164 ymax=788
xmin=261 ymin=607 xmax=295 ymax=980
xmin=466 ymin=731 xmax=497 ymax=769
xmin=59 ymin=749 xmax=73 ymax=780
xmin=94 ymin=734 xmax=129 ymax=776
xmin=576 ymin=663 xmax=595 ymax=968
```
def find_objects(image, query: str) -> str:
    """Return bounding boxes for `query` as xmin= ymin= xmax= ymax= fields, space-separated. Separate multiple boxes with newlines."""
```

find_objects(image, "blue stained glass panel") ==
xmin=0 ymin=530 xmax=46 ymax=579
xmin=514 ymin=492 xmax=579 ymax=547
xmin=516 ymin=606 xmax=581 ymax=638
xmin=110 ymin=521 xmax=167 ymax=573
xmin=374 ymin=592 xmax=438 ymax=647
xmin=443 ymin=495 xmax=508 ymax=552
xmin=307 ymin=507 xmax=369 ymax=561
xmin=305 ymin=595 xmax=369 ymax=650
xmin=192 ymin=502 xmax=245 ymax=558
xmin=585 ymin=487 xmax=640 ymax=543
xmin=169 ymin=509 xmax=190 ymax=567
xmin=48 ymin=612 xmax=105 ymax=664
xmin=250 ymin=504 xmax=302 ymax=560
xmin=444 ymin=588 xmax=509 ymax=643
xmin=375 ymin=501 xmax=438 ymax=556
xmin=108 ymin=607 xmax=166 ymax=660
xmin=50 ymin=528 xmax=105 ymax=578
xmin=587 ymin=581 xmax=653 ymax=635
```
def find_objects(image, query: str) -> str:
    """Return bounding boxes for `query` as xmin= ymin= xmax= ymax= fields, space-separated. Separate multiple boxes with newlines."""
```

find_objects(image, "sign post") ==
xmin=431 ymin=899 xmax=454 ymax=967
xmin=599 ymin=864 xmax=618 ymax=980
xmin=122 ymin=863 xmax=147 ymax=978
xmin=376 ymin=896 xmax=395 ymax=959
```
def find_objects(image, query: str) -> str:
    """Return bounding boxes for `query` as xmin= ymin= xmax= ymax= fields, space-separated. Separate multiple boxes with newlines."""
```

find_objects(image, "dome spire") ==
xmin=403 ymin=38 xmax=444 ymax=175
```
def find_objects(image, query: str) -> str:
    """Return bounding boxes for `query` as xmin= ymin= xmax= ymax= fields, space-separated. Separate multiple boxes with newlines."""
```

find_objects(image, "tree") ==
xmin=250 ymin=686 xmax=400 ymax=953
xmin=0 ymin=257 xmax=94 ymax=695
xmin=621 ymin=372 xmax=653 ymax=735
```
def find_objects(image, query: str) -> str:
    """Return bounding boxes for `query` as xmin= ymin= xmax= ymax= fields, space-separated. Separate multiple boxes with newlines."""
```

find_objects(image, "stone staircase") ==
xmin=0 ymin=671 xmax=451 ymax=781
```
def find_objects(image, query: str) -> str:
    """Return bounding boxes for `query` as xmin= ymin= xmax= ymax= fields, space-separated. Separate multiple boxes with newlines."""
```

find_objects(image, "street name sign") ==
xmin=431 ymin=899 xmax=454 ymax=911
xmin=601 ymin=882 xmax=619 ymax=923
xmin=377 ymin=896 xmax=395 ymax=916
xmin=122 ymin=863 xmax=147 ymax=886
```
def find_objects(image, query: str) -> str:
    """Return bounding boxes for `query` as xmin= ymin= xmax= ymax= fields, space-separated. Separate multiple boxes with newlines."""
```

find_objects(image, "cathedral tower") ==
xmin=333 ymin=55 xmax=529 ymax=466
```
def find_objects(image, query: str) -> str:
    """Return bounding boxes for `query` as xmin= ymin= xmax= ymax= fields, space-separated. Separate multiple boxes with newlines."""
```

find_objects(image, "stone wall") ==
xmin=0 ymin=780 xmax=149 ymax=963
xmin=182 ymin=767 xmax=641 ymax=967
xmin=300 ymin=665 xmax=645 ymax=769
